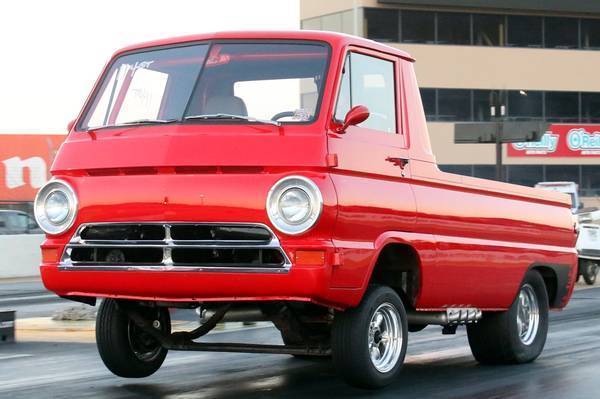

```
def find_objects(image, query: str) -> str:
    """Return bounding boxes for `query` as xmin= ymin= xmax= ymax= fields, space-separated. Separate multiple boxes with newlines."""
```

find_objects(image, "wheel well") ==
xmin=531 ymin=266 xmax=558 ymax=306
xmin=368 ymin=243 xmax=420 ymax=309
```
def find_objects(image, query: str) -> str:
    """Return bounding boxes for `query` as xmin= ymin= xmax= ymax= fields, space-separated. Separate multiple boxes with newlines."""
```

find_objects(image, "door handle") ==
xmin=386 ymin=157 xmax=409 ymax=169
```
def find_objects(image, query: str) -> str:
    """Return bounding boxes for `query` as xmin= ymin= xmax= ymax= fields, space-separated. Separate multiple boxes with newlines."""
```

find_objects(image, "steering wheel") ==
xmin=271 ymin=111 xmax=296 ymax=121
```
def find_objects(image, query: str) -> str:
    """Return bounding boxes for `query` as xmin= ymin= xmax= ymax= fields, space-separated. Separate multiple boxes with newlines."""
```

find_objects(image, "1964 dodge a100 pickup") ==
xmin=36 ymin=31 xmax=577 ymax=388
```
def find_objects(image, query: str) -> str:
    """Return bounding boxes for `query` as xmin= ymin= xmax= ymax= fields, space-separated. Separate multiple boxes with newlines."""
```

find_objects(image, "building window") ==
xmin=439 ymin=165 xmax=472 ymax=176
xmin=473 ymin=90 xmax=493 ymax=121
xmin=437 ymin=89 xmax=471 ymax=121
xmin=545 ymin=165 xmax=579 ymax=183
xmin=418 ymin=88 xmax=600 ymax=123
xmin=507 ymin=165 xmax=543 ymax=187
xmin=352 ymin=8 xmax=600 ymax=52
xmin=545 ymin=92 xmax=579 ymax=122
xmin=508 ymin=90 xmax=543 ymax=119
xmin=581 ymin=19 xmax=600 ymax=49
xmin=420 ymin=88 xmax=436 ymax=120
xmin=581 ymin=92 xmax=600 ymax=123
xmin=582 ymin=166 xmax=600 ymax=196
xmin=507 ymin=15 xmax=542 ymax=48
xmin=473 ymin=14 xmax=505 ymax=46
xmin=545 ymin=17 xmax=579 ymax=49
xmin=437 ymin=165 xmax=600 ymax=196
xmin=473 ymin=165 xmax=501 ymax=180
xmin=401 ymin=10 xmax=435 ymax=43
xmin=437 ymin=12 xmax=471 ymax=45
xmin=364 ymin=8 xmax=399 ymax=42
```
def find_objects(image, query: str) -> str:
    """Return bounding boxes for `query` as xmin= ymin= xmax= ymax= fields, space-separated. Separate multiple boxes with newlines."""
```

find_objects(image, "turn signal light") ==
xmin=295 ymin=250 xmax=325 ymax=266
xmin=41 ymin=247 xmax=61 ymax=263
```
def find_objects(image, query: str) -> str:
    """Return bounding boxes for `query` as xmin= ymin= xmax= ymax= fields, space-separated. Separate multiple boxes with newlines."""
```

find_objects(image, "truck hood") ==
xmin=51 ymin=125 xmax=327 ymax=173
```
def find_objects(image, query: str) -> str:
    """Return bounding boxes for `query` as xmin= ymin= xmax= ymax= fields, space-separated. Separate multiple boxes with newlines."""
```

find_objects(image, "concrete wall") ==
xmin=0 ymin=235 xmax=43 ymax=278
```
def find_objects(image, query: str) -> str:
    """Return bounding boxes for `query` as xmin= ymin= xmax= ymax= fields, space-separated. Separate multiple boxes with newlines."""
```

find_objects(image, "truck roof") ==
xmin=113 ymin=30 xmax=415 ymax=62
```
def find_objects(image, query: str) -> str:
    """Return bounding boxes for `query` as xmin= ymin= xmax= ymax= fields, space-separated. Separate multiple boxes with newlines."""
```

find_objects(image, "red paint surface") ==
xmin=40 ymin=31 xmax=577 ymax=311
xmin=508 ymin=124 xmax=600 ymax=157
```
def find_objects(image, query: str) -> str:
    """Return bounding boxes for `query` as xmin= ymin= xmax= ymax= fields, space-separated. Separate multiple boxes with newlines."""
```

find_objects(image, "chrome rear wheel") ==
xmin=516 ymin=284 xmax=540 ymax=346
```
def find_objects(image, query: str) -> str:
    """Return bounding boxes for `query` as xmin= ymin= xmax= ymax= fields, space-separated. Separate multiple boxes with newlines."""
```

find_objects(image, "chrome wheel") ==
xmin=368 ymin=302 xmax=403 ymax=373
xmin=516 ymin=284 xmax=540 ymax=346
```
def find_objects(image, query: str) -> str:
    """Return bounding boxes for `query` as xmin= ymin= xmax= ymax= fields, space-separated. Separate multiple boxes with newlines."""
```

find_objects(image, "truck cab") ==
xmin=36 ymin=31 xmax=577 ymax=389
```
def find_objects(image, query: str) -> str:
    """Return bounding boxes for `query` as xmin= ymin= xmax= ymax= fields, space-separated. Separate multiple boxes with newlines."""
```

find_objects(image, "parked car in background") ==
xmin=0 ymin=210 xmax=41 ymax=235
xmin=536 ymin=182 xmax=599 ymax=285
xmin=576 ymin=210 xmax=600 ymax=285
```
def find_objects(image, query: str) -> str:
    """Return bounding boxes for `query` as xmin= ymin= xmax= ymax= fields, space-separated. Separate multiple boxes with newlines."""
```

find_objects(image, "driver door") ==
xmin=327 ymin=48 xmax=416 ymax=288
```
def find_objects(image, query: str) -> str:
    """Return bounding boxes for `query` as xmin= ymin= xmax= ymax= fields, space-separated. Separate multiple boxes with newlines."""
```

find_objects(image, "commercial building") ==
xmin=301 ymin=0 xmax=600 ymax=206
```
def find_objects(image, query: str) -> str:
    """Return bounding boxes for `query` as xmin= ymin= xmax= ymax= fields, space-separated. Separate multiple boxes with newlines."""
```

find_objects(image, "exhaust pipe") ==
xmin=407 ymin=308 xmax=482 ymax=326
xmin=200 ymin=307 xmax=268 ymax=323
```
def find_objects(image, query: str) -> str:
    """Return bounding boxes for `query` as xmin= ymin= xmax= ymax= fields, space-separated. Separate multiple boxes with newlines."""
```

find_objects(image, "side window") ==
xmin=334 ymin=52 xmax=397 ymax=133
xmin=334 ymin=55 xmax=351 ymax=122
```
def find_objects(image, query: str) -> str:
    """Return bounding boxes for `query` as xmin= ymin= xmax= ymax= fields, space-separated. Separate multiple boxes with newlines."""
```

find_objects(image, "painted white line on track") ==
xmin=0 ymin=294 xmax=55 ymax=304
xmin=0 ymin=354 xmax=33 ymax=361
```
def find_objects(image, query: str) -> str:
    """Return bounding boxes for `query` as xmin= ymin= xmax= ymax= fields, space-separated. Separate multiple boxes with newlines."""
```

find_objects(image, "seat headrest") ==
xmin=203 ymin=96 xmax=248 ymax=116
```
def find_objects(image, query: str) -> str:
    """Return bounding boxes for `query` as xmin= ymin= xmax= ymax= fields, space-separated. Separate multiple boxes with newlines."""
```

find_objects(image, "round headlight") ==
xmin=267 ymin=176 xmax=322 ymax=235
xmin=279 ymin=188 xmax=312 ymax=224
xmin=45 ymin=191 xmax=70 ymax=224
xmin=34 ymin=179 xmax=78 ymax=235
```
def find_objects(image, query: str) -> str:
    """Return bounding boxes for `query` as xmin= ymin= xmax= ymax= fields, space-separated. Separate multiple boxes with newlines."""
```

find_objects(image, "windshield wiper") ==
xmin=184 ymin=113 xmax=281 ymax=126
xmin=87 ymin=119 xmax=178 ymax=131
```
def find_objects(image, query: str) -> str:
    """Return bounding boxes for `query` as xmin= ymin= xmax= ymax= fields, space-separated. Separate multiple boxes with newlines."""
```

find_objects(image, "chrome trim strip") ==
xmin=59 ymin=222 xmax=291 ymax=273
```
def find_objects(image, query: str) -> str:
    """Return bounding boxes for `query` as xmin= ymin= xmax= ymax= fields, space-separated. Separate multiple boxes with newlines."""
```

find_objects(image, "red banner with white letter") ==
xmin=507 ymin=125 xmax=600 ymax=157
xmin=0 ymin=134 xmax=66 ymax=202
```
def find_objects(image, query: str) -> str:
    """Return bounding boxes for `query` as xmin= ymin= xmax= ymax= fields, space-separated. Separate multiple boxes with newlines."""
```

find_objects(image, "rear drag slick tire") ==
xmin=467 ymin=270 xmax=549 ymax=365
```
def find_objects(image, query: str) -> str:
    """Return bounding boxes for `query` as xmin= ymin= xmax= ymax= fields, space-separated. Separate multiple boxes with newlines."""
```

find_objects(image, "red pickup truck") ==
xmin=36 ymin=31 xmax=577 ymax=389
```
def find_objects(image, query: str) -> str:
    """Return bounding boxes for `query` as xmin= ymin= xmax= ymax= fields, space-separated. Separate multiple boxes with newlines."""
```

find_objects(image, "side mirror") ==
xmin=67 ymin=119 xmax=76 ymax=132
xmin=335 ymin=105 xmax=370 ymax=133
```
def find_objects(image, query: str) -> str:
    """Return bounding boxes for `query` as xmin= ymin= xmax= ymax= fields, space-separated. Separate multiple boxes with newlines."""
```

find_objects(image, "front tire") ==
xmin=332 ymin=286 xmax=408 ymax=389
xmin=96 ymin=299 xmax=170 ymax=378
xmin=467 ymin=270 xmax=549 ymax=364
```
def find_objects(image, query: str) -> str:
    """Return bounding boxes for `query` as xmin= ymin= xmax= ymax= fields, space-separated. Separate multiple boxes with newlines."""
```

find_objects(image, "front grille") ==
xmin=60 ymin=223 xmax=290 ymax=273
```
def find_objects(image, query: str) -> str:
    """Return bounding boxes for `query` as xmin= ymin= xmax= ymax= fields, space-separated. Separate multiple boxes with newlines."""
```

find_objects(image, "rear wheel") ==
xmin=467 ymin=270 xmax=549 ymax=364
xmin=96 ymin=299 xmax=170 ymax=378
xmin=582 ymin=260 xmax=598 ymax=285
xmin=332 ymin=286 xmax=408 ymax=389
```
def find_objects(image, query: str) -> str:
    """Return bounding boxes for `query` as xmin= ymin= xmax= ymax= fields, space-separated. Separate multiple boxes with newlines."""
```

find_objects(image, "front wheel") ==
xmin=96 ymin=299 xmax=170 ymax=378
xmin=467 ymin=270 xmax=549 ymax=364
xmin=332 ymin=286 xmax=408 ymax=389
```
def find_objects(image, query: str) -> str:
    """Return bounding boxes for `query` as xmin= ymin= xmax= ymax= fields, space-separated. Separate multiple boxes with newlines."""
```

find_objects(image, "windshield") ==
xmin=80 ymin=41 xmax=330 ymax=130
